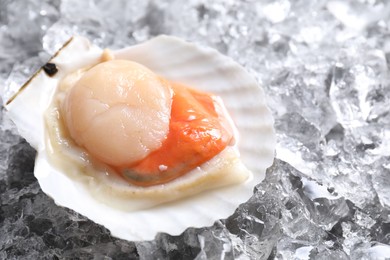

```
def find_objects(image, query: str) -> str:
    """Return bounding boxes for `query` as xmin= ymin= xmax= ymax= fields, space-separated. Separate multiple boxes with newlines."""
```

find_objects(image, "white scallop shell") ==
xmin=4 ymin=36 xmax=275 ymax=241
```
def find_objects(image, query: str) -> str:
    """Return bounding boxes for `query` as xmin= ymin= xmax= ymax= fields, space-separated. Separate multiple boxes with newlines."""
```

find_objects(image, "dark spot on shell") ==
xmin=42 ymin=63 xmax=58 ymax=76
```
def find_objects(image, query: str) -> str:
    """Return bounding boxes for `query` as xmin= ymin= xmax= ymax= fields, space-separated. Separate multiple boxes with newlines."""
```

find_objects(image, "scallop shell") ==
xmin=4 ymin=36 xmax=275 ymax=241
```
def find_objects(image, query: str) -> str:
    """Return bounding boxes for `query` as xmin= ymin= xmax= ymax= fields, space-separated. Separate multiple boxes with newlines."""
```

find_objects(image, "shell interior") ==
xmin=4 ymin=36 xmax=275 ymax=241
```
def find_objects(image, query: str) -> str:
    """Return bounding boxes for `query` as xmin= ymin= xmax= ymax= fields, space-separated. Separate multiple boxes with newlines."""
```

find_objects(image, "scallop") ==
xmin=62 ymin=60 xmax=172 ymax=166
xmin=4 ymin=36 xmax=276 ymax=241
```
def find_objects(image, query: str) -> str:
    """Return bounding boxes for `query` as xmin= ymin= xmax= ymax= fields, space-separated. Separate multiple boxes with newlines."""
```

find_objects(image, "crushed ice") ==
xmin=0 ymin=0 xmax=389 ymax=259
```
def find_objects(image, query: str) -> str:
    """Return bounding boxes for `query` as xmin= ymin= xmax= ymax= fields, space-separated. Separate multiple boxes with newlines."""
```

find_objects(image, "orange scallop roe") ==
xmin=117 ymin=83 xmax=234 ymax=186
